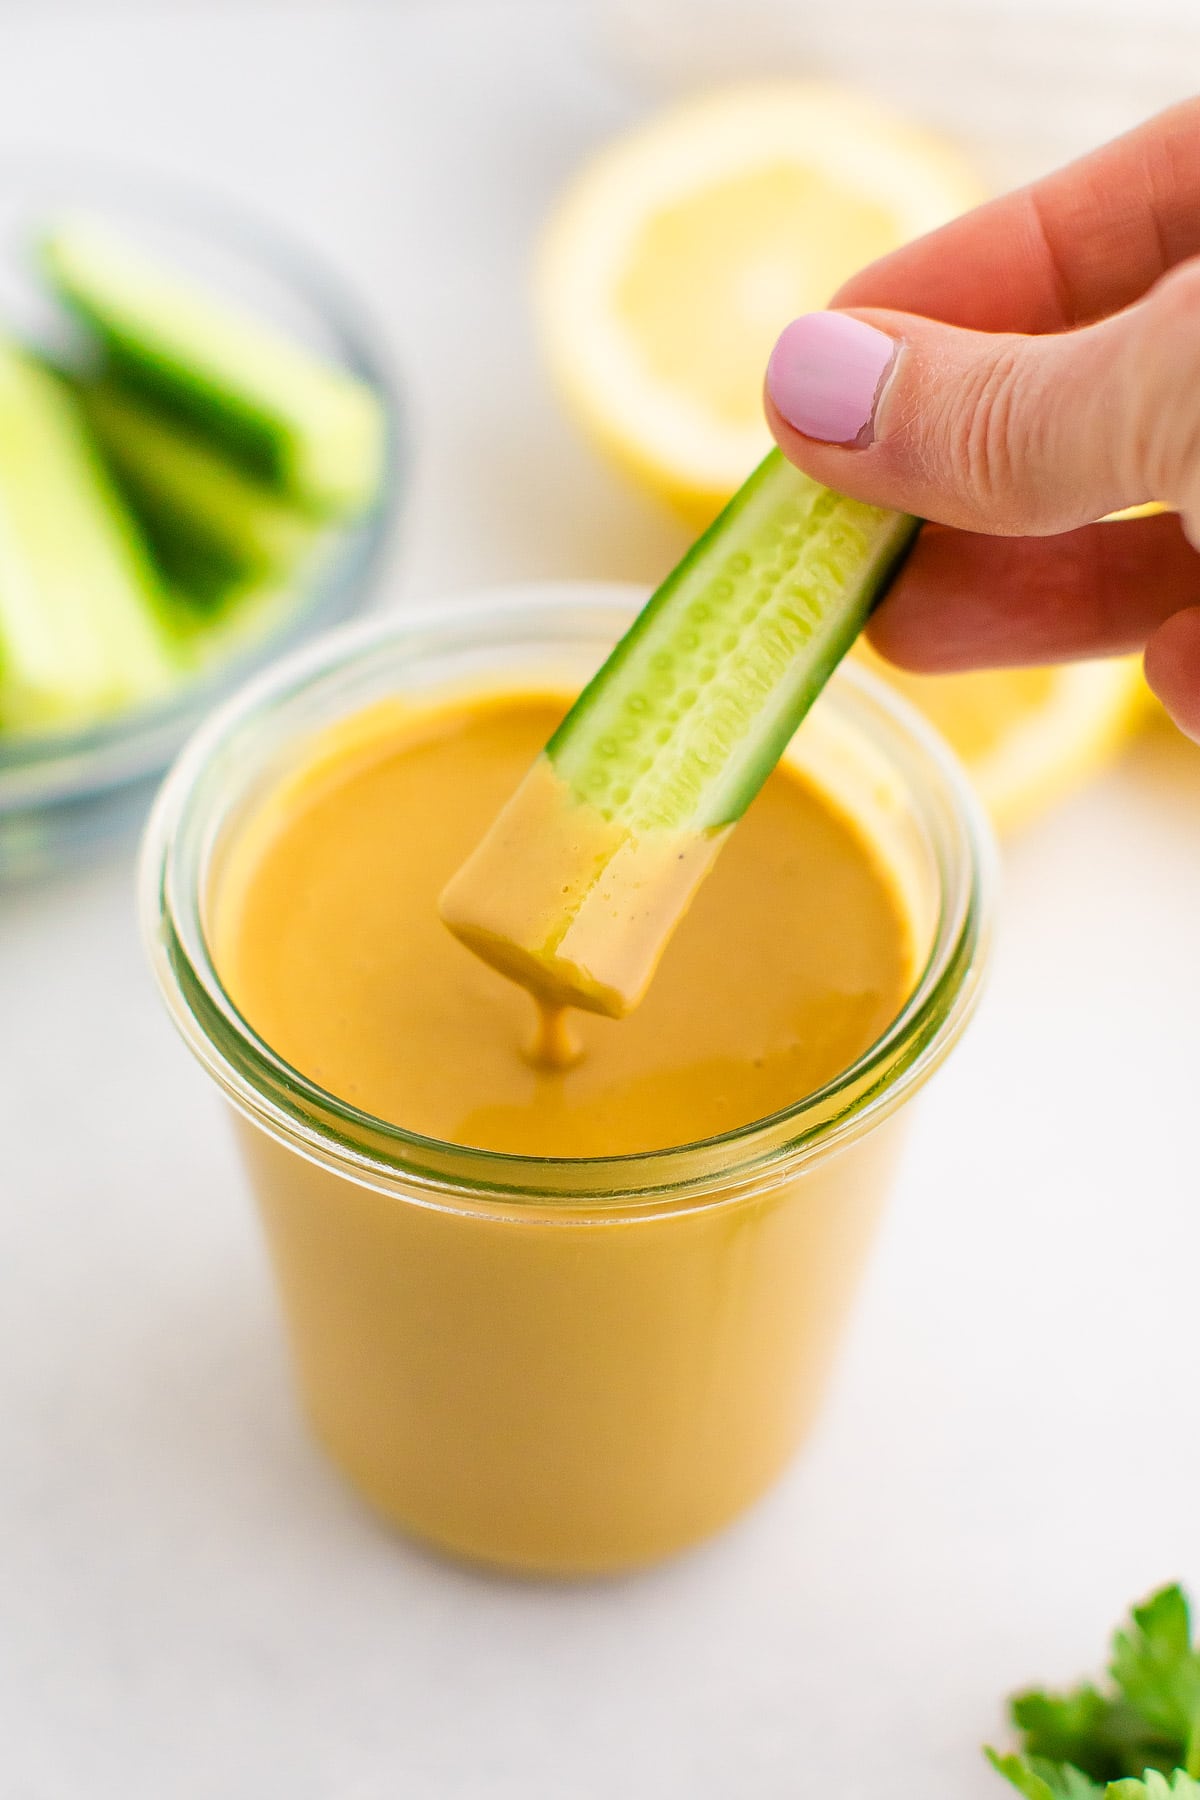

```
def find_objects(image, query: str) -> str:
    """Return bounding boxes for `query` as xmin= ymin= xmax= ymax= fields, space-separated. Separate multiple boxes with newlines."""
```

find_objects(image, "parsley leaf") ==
xmin=1111 ymin=1589 xmax=1200 ymax=1775
xmin=1108 ymin=1776 xmax=1200 ymax=1800
xmin=988 ymin=1751 xmax=1200 ymax=1800
xmin=986 ymin=1749 xmax=1106 ymax=1800
xmin=988 ymin=1587 xmax=1200 ymax=1799
xmin=1010 ymin=1683 xmax=1151 ymax=1781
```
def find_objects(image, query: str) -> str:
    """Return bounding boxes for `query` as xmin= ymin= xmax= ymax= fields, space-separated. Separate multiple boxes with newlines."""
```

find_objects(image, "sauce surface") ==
xmin=212 ymin=692 xmax=914 ymax=1158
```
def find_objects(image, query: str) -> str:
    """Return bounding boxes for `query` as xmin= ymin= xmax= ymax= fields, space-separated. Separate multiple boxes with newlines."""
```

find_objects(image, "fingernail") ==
xmin=766 ymin=312 xmax=898 ymax=446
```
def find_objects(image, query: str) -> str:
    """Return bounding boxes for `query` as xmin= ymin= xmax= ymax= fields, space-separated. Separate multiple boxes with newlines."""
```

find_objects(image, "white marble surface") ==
xmin=3 ymin=6 xmax=1200 ymax=1796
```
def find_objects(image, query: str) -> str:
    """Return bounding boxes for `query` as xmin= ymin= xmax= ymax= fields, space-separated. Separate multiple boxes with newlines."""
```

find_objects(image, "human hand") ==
xmin=763 ymin=100 xmax=1200 ymax=741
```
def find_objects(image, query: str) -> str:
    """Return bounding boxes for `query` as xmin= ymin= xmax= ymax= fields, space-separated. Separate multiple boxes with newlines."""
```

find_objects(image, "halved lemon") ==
xmin=853 ymin=644 xmax=1149 ymax=832
xmin=538 ymin=82 xmax=982 ymax=523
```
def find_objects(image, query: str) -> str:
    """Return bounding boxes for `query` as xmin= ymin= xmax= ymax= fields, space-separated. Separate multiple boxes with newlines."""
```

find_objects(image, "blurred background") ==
xmin=3 ymin=0 xmax=1193 ymax=601
xmin=3 ymin=3 xmax=1200 ymax=1797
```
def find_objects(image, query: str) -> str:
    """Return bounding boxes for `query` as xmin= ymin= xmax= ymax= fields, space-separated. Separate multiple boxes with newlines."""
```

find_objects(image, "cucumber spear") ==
xmin=0 ymin=344 xmax=179 ymax=734
xmin=75 ymin=378 xmax=319 ymax=600
xmin=41 ymin=217 xmax=385 ymax=515
xmin=440 ymin=450 xmax=917 ymax=1019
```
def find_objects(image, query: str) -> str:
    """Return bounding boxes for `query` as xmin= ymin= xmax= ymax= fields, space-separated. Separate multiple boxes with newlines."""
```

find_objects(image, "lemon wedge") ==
xmin=853 ymin=644 xmax=1149 ymax=831
xmin=538 ymin=82 xmax=982 ymax=522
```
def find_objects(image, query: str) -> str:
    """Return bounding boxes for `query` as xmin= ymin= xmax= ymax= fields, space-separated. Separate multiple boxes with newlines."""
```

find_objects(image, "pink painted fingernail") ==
xmin=766 ymin=312 xmax=898 ymax=446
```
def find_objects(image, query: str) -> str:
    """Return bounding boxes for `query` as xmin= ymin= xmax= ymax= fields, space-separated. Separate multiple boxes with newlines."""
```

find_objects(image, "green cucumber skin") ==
xmin=75 ymin=379 xmax=319 ymax=604
xmin=47 ymin=248 xmax=307 ymax=494
xmin=67 ymin=378 xmax=320 ymax=663
xmin=547 ymin=450 xmax=918 ymax=832
xmin=41 ymin=221 xmax=386 ymax=515
xmin=167 ymin=574 xmax=294 ymax=672
xmin=0 ymin=349 xmax=181 ymax=732
xmin=87 ymin=339 xmax=288 ymax=493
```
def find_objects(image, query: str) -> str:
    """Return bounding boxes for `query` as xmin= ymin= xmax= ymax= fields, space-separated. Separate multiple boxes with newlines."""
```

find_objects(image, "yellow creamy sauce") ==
xmin=212 ymin=691 xmax=914 ymax=1158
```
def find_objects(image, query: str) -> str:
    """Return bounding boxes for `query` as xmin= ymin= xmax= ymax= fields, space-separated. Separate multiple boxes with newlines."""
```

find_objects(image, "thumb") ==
xmin=764 ymin=259 xmax=1200 ymax=540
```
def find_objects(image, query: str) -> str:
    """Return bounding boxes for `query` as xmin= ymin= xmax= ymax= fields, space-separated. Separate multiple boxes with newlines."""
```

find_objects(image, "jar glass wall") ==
xmin=141 ymin=583 xmax=996 ymax=1575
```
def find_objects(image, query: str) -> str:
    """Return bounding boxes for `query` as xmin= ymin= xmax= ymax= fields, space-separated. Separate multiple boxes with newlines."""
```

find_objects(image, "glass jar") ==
xmin=141 ymin=582 xmax=995 ymax=1576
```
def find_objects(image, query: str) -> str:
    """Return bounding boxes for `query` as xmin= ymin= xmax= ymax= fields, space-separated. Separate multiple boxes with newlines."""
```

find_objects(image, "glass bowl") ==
xmin=0 ymin=158 xmax=403 ymax=879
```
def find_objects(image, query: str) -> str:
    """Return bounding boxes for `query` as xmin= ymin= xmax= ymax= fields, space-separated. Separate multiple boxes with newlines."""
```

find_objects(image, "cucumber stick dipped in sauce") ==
xmin=440 ymin=450 xmax=917 ymax=1042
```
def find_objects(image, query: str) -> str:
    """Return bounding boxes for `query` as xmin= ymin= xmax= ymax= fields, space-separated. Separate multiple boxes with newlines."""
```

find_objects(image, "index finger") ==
xmin=834 ymin=96 xmax=1200 ymax=332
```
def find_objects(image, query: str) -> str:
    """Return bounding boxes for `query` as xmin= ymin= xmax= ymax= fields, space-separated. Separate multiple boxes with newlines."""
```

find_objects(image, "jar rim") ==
xmin=140 ymin=582 xmax=997 ymax=1219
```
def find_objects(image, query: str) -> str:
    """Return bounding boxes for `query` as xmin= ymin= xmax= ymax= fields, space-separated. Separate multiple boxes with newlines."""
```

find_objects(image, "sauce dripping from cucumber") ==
xmin=441 ymin=450 xmax=917 ymax=1043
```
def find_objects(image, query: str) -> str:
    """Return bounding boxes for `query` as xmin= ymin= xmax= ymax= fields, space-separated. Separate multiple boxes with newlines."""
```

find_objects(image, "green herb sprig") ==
xmin=988 ymin=1586 xmax=1200 ymax=1800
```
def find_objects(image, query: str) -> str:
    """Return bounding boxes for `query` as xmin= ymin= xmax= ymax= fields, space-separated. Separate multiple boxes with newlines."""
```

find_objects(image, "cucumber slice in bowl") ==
xmin=75 ymin=378 xmax=320 ymax=596
xmin=41 ymin=217 xmax=386 ymax=515
xmin=440 ymin=450 xmax=917 ymax=1019
xmin=0 ymin=344 xmax=180 ymax=734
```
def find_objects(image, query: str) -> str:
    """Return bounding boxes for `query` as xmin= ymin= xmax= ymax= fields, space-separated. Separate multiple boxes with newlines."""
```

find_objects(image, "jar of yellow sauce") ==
xmin=141 ymin=584 xmax=994 ymax=1576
